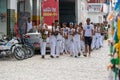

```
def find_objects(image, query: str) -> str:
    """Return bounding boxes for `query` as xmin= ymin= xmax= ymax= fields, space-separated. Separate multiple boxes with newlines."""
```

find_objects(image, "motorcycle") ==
xmin=15 ymin=35 xmax=35 ymax=59
xmin=0 ymin=37 xmax=26 ymax=60
xmin=22 ymin=35 xmax=34 ymax=58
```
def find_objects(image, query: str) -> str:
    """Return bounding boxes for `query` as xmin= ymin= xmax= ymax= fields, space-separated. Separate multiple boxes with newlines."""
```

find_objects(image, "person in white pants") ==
xmin=50 ymin=34 xmax=56 ymax=58
xmin=49 ymin=23 xmax=56 ymax=58
xmin=73 ymin=24 xmax=82 ymax=57
xmin=79 ymin=23 xmax=85 ymax=53
xmin=91 ymin=25 xmax=97 ymax=50
xmin=95 ymin=24 xmax=101 ymax=49
xmin=50 ymin=20 xmax=60 ymax=58
xmin=62 ymin=23 xmax=68 ymax=54
xmin=68 ymin=22 xmax=74 ymax=56
xmin=41 ymin=24 xmax=48 ymax=59
xmin=56 ymin=30 xmax=63 ymax=57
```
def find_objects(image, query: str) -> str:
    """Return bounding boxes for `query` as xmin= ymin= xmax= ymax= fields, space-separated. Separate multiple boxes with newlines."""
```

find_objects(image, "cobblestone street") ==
xmin=0 ymin=41 xmax=109 ymax=80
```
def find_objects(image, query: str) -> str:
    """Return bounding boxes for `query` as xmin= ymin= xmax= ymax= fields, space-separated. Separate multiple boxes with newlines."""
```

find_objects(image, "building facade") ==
xmin=88 ymin=0 xmax=106 ymax=3
xmin=87 ymin=0 xmax=109 ymax=23
xmin=0 ymin=0 xmax=41 ymax=35
xmin=0 ymin=0 xmax=101 ymax=34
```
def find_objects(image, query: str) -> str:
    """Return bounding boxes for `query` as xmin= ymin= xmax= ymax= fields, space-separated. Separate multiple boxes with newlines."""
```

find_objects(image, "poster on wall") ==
xmin=87 ymin=3 xmax=103 ymax=12
xmin=41 ymin=0 xmax=59 ymax=25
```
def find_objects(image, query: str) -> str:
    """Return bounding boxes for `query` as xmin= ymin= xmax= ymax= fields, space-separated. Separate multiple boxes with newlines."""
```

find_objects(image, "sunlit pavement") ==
xmin=0 ymin=41 xmax=109 ymax=80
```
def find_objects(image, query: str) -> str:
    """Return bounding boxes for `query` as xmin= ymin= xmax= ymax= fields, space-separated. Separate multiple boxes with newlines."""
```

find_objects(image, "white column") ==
xmin=75 ymin=0 xmax=81 ymax=24
xmin=7 ymin=0 xmax=17 ymax=10
xmin=32 ymin=0 xmax=40 ymax=25
xmin=25 ymin=0 xmax=32 ymax=16
xmin=76 ymin=0 xmax=88 ymax=24
xmin=7 ymin=0 xmax=17 ymax=36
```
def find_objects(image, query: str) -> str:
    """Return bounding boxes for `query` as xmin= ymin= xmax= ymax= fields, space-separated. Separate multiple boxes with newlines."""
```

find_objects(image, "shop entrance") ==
xmin=59 ymin=0 xmax=75 ymax=24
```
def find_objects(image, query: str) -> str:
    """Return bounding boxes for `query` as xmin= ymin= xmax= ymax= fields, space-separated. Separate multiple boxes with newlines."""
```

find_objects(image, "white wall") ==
xmin=76 ymin=0 xmax=88 ymax=24
xmin=87 ymin=3 xmax=109 ymax=24
xmin=88 ymin=13 xmax=103 ymax=23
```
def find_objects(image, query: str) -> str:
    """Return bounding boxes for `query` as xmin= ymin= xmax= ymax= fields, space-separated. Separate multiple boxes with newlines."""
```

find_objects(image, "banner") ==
xmin=41 ymin=0 xmax=59 ymax=25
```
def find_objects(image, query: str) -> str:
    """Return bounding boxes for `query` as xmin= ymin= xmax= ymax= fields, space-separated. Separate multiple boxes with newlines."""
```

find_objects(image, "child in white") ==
xmin=68 ymin=22 xmax=74 ymax=56
xmin=41 ymin=25 xmax=48 ymax=59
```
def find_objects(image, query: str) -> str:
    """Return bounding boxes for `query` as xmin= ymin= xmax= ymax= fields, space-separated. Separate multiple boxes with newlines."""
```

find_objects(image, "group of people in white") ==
xmin=27 ymin=18 xmax=107 ymax=59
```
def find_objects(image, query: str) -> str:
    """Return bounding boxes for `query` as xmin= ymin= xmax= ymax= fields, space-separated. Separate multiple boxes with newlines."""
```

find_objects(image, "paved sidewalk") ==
xmin=0 ymin=41 xmax=109 ymax=80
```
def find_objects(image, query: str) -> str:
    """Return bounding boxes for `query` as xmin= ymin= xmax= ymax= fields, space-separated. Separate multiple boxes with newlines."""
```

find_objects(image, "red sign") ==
xmin=41 ymin=0 xmax=59 ymax=25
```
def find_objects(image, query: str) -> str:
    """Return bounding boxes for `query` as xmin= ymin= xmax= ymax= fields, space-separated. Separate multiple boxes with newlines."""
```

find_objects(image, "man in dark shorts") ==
xmin=83 ymin=18 xmax=94 ymax=57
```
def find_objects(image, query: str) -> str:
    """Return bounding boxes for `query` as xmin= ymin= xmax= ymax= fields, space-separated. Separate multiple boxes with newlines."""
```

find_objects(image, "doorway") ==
xmin=59 ymin=0 xmax=75 ymax=24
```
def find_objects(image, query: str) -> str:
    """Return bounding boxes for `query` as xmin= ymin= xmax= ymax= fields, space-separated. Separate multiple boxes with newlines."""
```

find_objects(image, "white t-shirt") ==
xmin=39 ymin=24 xmax=46 ymax=29
xmin=27 ymin=21 xmax=32 ymax=32
xmin=74 ymin=27 xmax=80 ymax=41
xmin=62 ymin=27 xmax=68 ymax=36
xmin=68 ymin=28 xmax=74 ymax=40
xmin=83 ymin=24 xmax=94 ymax=37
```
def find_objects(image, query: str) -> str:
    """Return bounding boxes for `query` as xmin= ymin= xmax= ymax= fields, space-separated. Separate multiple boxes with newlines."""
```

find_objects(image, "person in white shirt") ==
xmin=27 ymin=17 xmax=32 ymax=32
xmin=95 ymin=23 xmax=101 ymax=49
xmin=40 ymin=24 xmax=48 ymax=59
xmin=73 ymin=24 xmax=82 ymax=57
xmin=91 ymin=24 xmax=97 ymax=50
xmin=68 ymin=22 xmax=75 ymax=56
xmin=79 ymin=23 xmax=85 ymax=53
xmin=49 ymin=20 xmax=60 ymax=58
xmin=83 ymin=18 xmax=94 ymax=57
xmin=56 ymin=27 xmax=63 ymax=58
xmin=61 ymin=23 xmax=69 ymax=54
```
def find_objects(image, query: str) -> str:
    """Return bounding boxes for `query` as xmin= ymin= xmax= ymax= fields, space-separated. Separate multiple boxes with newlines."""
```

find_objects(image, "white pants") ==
xmin=95 ymin=33 xmax=101 ymax=49
xmin=108 ymin=70 xmax=119 ymax=80
xmin=56 ymin=34 xmax=63 ymax=56
xmin=80 ymin=40 xmax=85 ymax=53
xmin=74 ymin=40 xmax=81 ymax=56
xmin=65 ymin=39 xmax=69 ymax=53
xmin=61 ymin=38 xmax=65 ymax=53
xmin=50 ymin=35 xmax=56 ymax=56
xmin=56 ymin=40 xmax=62 ymax=56
xmin=60 ymin=37 xmax=64 ymax=53
xmin=91 ymin=35 xmax=96 ymax=49
xmin=69 ymin=40 xmax=75 ymax=56
xmin=41 ymin=41 xmax=46 ymax=56
xmin=100 ymin=35 xmax=104 ymax=47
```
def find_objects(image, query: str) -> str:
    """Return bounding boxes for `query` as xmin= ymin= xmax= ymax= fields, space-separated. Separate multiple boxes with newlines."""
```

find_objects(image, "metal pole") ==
xmin=58 ymin=0 xmax=59 ymax=23
xmin=40 ymin=0 xmax=42 ymax=24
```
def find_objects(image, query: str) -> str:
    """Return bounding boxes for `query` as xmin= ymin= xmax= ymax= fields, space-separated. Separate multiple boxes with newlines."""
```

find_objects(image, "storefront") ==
xmin=0 ymin=0 xmax=88 ymax=35
xmin=17 ymin=0 xmax=41 ymax=35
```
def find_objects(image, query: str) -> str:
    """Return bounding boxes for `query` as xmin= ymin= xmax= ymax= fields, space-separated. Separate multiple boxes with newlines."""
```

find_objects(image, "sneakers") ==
xmin=83 ymin=55 xmax=87 ymax=57
xmin=56 ymin=56 xmax=59 ymax=58
xmin=75 ymin=56 xmax=78 ymax=58
xmin=50 ymin=55 xmax=54 ymax=58
xmin=42 ymin=55 xmax=45 ymax=59
xmin=78 ymin=53 xmax=81 ymax=56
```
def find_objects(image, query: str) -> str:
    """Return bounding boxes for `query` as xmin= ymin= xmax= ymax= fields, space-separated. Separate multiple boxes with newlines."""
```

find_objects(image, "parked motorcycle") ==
xmin=0 ymin=37 xmax=26 ymax=60
xmin=21 ymin=35 xmax=34 ymax=58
